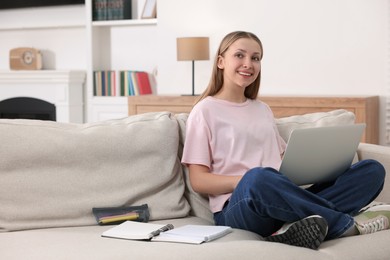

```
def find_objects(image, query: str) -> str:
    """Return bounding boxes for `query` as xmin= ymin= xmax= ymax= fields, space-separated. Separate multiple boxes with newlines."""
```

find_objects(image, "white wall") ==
xmin=0 ymin=5 xmax=86 ymax=70
xmin=0 ymin=0 xmax=388 ymax=144
xmin=157 ymin=0 xmax=389 ymax=145
xmin=158 ymin=0 xmax=388 ymax=97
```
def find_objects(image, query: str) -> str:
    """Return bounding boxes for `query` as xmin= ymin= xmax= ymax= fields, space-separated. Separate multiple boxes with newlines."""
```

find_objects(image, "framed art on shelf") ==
xmin=141 ymin=0 xmax=157 ymax=19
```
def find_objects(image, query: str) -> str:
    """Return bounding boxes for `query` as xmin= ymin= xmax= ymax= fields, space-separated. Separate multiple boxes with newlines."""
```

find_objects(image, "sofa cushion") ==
xmin=276 ymin=109 xmax=356 ymax=142
xmin=0 ymin=112 xmax=190 ymax=232
xmin=176 ymin=113 xmax=214 ymax=223
xmin=2 ymin=218 xmax=390 ymax=259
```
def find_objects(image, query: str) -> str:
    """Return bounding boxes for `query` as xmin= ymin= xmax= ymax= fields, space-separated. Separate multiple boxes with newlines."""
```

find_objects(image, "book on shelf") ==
xmin=129 ymin=71 xmax=139 ymax=95
xmin=135 ymin=71 xmax=152 ymax=95
xmin=94 ymin=70 xmax=117 ymax=96
xmin=101 ymin=221 xmax=232 ymax=244
xmin=93 ymin=0 xmax=132 ymax=21
xmin=119 ymin=70 xmax=153 ymax=96
xmin=94 ymin=70 xmax=153 ymax=97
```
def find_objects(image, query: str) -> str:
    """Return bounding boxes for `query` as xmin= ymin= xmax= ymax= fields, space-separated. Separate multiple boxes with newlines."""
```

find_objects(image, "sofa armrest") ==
xmin=357 ymin=143 xmax=390 ymax=202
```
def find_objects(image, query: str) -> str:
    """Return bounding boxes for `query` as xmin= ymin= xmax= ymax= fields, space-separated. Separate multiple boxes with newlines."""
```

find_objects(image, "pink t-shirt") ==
xmin=182 ymin=96 xmax=287 ymax=213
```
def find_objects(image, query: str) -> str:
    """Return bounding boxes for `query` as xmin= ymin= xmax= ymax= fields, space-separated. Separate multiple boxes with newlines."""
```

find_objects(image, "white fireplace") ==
xmin=0 ymin=70 xmax=85 ymax=123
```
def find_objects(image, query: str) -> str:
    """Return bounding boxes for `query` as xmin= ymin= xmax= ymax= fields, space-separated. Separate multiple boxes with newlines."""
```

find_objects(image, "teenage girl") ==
xmin=181 ymin=31 xmax=388 ymax=249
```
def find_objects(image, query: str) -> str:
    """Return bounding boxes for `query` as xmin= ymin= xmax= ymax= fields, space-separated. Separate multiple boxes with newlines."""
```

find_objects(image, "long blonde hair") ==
xmin=196 ymin=31 xmax=263 ymax=104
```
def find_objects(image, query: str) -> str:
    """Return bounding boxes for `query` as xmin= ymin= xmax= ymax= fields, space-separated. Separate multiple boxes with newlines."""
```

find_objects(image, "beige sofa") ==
xmin=1 ymin=110 xmax=390 ymax=260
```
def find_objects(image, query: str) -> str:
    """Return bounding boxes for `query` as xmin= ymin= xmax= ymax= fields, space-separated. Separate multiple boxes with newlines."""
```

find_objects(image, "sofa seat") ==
xmin=3 ymin=216 xmax=390 ymax=260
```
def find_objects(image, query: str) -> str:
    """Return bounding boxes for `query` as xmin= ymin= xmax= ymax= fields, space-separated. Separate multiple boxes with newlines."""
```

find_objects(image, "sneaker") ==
xmin=354 ymin=204 xmax=390 ymax=235
xmin=358 ymin=202 xmax=389 ymax=213
xmin=265 ymin=215 xmax=328 ymax=250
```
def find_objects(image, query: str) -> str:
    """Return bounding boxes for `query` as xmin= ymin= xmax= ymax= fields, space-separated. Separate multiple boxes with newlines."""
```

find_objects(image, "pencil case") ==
xmin=92 ymin=204 xmax=150 ymax=225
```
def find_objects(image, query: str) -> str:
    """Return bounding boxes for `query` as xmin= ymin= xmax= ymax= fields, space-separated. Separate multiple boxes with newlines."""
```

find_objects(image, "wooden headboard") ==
xmin=128 ymin=95 xmax=379 ymax=144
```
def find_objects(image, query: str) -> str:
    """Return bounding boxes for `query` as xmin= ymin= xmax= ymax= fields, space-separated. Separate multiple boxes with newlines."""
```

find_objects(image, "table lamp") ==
xmin=177 ymin=37 xmax=210 ymax=96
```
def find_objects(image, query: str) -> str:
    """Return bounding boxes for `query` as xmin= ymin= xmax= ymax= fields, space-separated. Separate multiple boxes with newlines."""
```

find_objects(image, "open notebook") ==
xmin=101 ymin=221 xmax=232 ymax=244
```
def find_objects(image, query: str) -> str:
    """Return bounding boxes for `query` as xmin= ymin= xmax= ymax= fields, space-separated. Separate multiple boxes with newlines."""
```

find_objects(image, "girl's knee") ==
xmin=354 ymin=159 xmax=386 ymax=186
xmin=238 ymin=167 xmax=291 ymax=203
xmin=360 ymin=159 xmax=385 ymax=178
xmin=242 ymin=167 xmax=282 ymax=187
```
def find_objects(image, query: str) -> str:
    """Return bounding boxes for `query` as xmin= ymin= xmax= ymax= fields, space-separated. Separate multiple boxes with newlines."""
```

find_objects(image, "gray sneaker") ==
xmin=355 ymin=204 xmax=390 ymax=234
xmin=265 ymin=215 xmax=328 ymax=250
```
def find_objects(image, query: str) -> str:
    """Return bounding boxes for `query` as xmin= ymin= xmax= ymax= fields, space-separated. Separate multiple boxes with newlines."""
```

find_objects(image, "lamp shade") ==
xmin=177 ymin=37 xmax=210 ymax=61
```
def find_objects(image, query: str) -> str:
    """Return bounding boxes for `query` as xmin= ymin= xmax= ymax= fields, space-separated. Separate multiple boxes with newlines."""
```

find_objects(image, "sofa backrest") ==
xmin=0 ymin=109 xmax=356 ymax=231
xmin=0 ymin=112 xmax=190 ymax=232
xmin=176 ymin=113 xmax=215 ymax=223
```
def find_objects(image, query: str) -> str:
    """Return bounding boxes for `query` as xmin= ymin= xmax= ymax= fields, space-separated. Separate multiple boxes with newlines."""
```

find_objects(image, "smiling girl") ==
xmin=181 ymin=31 xmax=388 ymax=250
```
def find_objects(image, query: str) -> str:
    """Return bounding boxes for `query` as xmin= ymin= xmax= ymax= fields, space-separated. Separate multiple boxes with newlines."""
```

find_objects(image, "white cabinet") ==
xmin=84 ymin=0 xmax=157 ymax=122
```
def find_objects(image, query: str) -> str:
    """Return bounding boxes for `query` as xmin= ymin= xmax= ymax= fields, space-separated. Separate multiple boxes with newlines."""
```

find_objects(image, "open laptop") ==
xmin=279 ymin=123 xmax=366 ymax=186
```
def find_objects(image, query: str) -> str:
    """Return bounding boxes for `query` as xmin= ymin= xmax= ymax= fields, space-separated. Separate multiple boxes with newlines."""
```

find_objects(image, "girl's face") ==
xmin=218 ymin=38 xmax=262 ymax=91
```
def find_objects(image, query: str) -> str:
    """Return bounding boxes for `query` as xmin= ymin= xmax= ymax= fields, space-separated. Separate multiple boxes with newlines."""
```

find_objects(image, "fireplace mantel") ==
xmin=0 ymin=70 xmax=85 ymax=123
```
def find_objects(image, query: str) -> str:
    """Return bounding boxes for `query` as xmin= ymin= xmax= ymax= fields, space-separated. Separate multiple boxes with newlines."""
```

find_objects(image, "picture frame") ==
xmin=141 ymin=0 xmax=157 ymax=19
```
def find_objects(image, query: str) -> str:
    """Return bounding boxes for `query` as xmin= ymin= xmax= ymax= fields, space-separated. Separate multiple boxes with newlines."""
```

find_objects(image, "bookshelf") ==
xmin=85 ymin=0 xmax=158 ymax=122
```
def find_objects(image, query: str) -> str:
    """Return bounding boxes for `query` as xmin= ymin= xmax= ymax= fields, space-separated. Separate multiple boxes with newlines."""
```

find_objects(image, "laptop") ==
xmin=279 ymin=123 xmax=366 ymax=186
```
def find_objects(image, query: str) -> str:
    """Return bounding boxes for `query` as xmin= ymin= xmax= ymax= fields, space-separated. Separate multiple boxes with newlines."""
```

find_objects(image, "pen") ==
xmin=149 ymin=224 xmax=174 ymax=237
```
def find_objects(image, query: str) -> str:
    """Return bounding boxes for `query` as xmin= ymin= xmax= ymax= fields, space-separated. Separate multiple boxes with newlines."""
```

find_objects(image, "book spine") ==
xmin=136 ymin=71 xmax=152 ymax=95
xmin=107 ymin=0 xmax=116 ymax=20
xmin=129 ymin=71 xmax=135 ymax=96
xmin=120 ymin=71 xmax=124 ymax=96
xmin=107 ymin=71 xmax=111 ymax=96
xmin=93 ymin=71 xmax=97 ymax=96
xmin=112 ymin=71 xmax=117 ymax=96
xmin=125 ymin=71 xmax=130 ymax=96
xmin=99 ymin=70 xmax=153 ymax=96
xmin=93 ymin=0 xmax=108 ymax=21
xmin=123 ymin=0 xmax=132 ymax=19
xmin=96 ymin=71 xmax=103 ymax=96
xmin=102 ymin=71 xmax=106 ymax=96
xmin=131 ymin=71 xmax=139 ymax=95
xmin=101 ymin=0 xmax=131 ymax=20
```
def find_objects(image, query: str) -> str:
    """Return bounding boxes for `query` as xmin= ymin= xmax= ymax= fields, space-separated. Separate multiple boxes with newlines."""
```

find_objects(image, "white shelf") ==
xmin=92 ymin=18 xmax=157 ymax=27
xmin=0 ymin=23 xmax=85 ymax=31
xmin=0 ymin=70 xmax=86 ymax=84
xmin=85 ymin=0 xmax=158 ymax=122
xmin=0 ymin=4 xmax=86 ymax=31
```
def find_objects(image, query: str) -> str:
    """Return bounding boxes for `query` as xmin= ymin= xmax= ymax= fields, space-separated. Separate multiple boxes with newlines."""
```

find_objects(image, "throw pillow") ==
xmin=276 ymin=109 xmax=356 ymax=142
xmin=0 ymin=112 xmax=190 ymax=231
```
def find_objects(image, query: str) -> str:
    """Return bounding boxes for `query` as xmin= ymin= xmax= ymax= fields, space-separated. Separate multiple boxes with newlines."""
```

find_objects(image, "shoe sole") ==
xmin=359 ymin=203 xmax=390 ymax=213
xmin=265 ymin=216 xmax=328 ymax=250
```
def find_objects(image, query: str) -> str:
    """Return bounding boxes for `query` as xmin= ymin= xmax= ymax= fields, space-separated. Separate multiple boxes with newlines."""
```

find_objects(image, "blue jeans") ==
xmin=214 ymin=159 xmax=385 ymax=240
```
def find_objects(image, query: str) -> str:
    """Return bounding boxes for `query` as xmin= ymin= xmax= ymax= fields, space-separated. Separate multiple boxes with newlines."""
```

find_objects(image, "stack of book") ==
xmin=93 ymin=70 xmax=153 ymax=97
xmin=119 ymin=70 xmax=153 ymax=96
xmin=93 ymin=0 xmax=132 ymax=21
xmin=93 ymin=70 xmax=116 ymax=96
